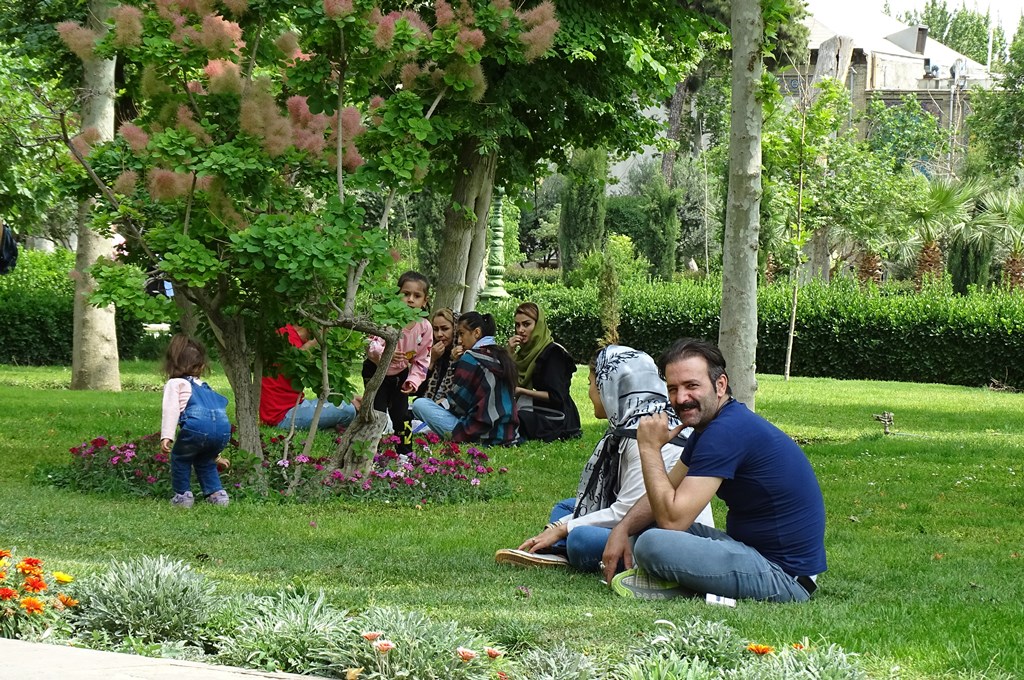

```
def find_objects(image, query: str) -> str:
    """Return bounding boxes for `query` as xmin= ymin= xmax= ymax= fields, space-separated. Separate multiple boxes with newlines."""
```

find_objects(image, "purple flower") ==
xmin=295 ymin=454 xmax=310 ymax=464
xmin=470 ymin=478 xmax=480 ymax=486
xmin=277 ymin=459 xmax=290 ymax=467
xmin=146 ymin=475 xmax=157 ymax=484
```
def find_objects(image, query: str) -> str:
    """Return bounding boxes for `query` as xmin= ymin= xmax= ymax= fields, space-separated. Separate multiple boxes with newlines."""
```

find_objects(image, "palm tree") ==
xmin=979 ymin=188 xmax=1024 ymax=289
xmin=904 ymin=176 xmax=980 ymax=288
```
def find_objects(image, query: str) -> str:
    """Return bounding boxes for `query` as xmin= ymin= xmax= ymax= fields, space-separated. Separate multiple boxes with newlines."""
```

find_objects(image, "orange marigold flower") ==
xmin=792 ymin=642 xmax=805 ymax=650
xmin=16 ymin=558 xmax=43 ymax=576
xmin=747 ymin=643 xmax=775 ymax=655
xmin=485 ymin=646 xmax=503 ymax=659
xmin=57 ymin=593 xmax=80 ymax=608
xmin=0 ymin=587 xmax=18 ymax=601
xmin=372 ymin=639 xmax=395 ymax=654
xmin=0 ymin=570 xmax=6 ymax=580
xmin=0 ymin=549 xmax=11 ymax=558
xmin=22 ymin=576 xmax=47 ymax=593
xmin=20 ymin=596 xmax=45 ymax=614
xmin=456 ymin=646 xmax=477 ymax=662
xmin=361 ymin=631 xmax=382 ymax=641
xmin=52 ymin=572 xmax=74 ymax=584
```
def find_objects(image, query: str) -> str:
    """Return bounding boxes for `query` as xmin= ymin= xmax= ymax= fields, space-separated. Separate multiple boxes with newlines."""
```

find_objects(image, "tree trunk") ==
xmin=803 ymin=227 xmax=831 ymax=282
xmin=915 ymin=240 xmax=943 ymax=289
xmin=71 ymin=0 xmax=120 ymax=392
xmin=435 ymin=138 xmax=497 ymax=312
xmin=204 ymin=302 xmax=262 ymax=456
xmin=719 ymin=0 xmax=764 ymax=409
xmin=661 ymin=80 xmax=688 ymax=185
xmin=462 ymin=170 xmax=496 ymax=312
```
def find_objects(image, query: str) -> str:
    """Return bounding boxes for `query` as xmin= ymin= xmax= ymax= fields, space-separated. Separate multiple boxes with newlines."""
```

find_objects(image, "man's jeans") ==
xmin=277 ymin=399 xmax=356 ymax=430
xmin=411 ymin=398 xmax=459 ymax=437
xmin=633 ymin=523 xmax=811 ymax=602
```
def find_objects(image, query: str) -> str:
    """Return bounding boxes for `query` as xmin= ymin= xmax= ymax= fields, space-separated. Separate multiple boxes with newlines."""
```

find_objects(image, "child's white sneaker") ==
xmin=206 ymin=489 xmax=230 ymax=506
xmin=171 ymin=491 xmax=194 ymax=508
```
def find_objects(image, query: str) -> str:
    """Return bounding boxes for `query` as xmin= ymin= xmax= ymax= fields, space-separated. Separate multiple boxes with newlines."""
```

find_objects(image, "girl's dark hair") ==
xmin=398 ymin=269 xmax=430 ymax=295
xmin=163 ymin=334 xmax=208 ymax=379
xmin=459 ymin=312 xmax=518 ymax=387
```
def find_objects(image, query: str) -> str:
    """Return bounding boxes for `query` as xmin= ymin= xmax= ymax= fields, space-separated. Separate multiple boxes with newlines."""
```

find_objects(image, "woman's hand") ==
xmin=507 ymin=334 xmax=523 ymax=352
xmin=430 ymin=340 xmax=446 ymax=364
xmin=517 ymin=523 xmax=568 ymax=553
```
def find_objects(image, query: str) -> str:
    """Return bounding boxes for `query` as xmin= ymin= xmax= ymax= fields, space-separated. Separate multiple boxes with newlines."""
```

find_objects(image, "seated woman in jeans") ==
xmin=411 ymin=312 xmax=519 ymax=446
xmin=494 ymin=345 xmax=714 ymax=571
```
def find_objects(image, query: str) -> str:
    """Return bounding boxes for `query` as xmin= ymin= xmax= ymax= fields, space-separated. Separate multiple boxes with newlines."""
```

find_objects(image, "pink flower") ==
xmin=222 ymin=0 xmax=249 ymax=15
xmin=111 ymin=5 xmax=144 ymax=48
xmin=373 ymin=639 xmax=395 ymax=654
xmin=200 ymin=14 xmax=245 ymax=55
xmin=204 ymin=59 xmax=241 ymax=95
xmin=147 ymin=168 xmax=192 ymax=201
xmin=404 ymin=477 xmax=417 ymax=486
xmin=519 ymin=1 xmax=555 ymax=28
xmin=470 ymin=478 xmax=480 ymax=486
xmin=113 ymin=170 xmax=138 ymax=195
xmin=362 ymin=631 xmax=382 ymax=641
xmin=456 ymin=647 xmax=477 ymax=662
xmin=323 ymin=0 xmax=354 ymax=19
xmin=519 ymin=19 xmax=559 ymax=62
xmin=435 ymin=0 xmax=455 ymax=27
xmin=374 ymin=13 xmax=397 ymax=49
xmin=56 ymin=21 xmax=98 ymax=61
xmin=455 ymin=28 xmax=485 ymax=55
xmin=485 ymin=647 xmax=503 ymax=659
xmin=146 ymin=476 xmax=157 ymax=484
xmin=275 ymin=31 xmax=300 ymax=59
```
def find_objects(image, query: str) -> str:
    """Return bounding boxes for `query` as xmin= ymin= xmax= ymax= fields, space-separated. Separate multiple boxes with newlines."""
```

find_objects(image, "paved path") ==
xmin=0 ymin=638 xmax=311 ymax=679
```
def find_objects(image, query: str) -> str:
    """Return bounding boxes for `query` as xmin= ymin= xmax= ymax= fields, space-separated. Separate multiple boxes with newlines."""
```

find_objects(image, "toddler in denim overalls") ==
xmin=160 ymin=335 xmax=231 ymax=508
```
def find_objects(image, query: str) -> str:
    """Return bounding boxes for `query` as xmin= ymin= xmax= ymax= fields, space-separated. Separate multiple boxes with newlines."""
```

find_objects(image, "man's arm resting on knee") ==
xmin=637 ymin=414 xmax=721 ymax=531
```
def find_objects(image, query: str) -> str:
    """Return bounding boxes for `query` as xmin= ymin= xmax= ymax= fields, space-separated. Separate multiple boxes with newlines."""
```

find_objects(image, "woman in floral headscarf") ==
xmin=495 ymin=345 xmax=714 ymax=571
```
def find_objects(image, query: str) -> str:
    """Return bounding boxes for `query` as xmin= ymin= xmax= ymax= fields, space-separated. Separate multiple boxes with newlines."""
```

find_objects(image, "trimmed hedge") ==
xmin=483 ymin=278 xmax=1024 ymax=388
xmin=0 ymin=249 xmax=146 ymax=365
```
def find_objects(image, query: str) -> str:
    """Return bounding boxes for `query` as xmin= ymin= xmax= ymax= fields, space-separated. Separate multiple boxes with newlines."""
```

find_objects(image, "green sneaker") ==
xmin=611 ymin=568 xmax=693 ymax=600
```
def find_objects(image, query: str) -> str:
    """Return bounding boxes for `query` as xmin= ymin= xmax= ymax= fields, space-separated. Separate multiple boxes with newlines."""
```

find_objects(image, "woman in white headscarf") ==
xmin=495 ymin=345 xmax=714 ymax=572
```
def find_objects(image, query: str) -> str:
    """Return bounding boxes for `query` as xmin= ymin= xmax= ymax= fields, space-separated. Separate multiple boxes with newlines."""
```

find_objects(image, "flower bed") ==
xmin=38 ymin=432 xmax=510 ymax=505
xmin=0 ymin=548 xmax=79 ymax=640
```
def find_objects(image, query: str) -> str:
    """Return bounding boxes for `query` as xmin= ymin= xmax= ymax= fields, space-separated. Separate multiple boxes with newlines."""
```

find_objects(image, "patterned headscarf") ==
xmin=421 ymin=309 xmax=459 ymax=402
xmin=573 ymin=345 xmax=689 ymax=518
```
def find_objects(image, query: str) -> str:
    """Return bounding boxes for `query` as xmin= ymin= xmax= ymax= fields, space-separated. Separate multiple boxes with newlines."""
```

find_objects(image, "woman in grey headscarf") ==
xmin=495 ymin=345 xmax=714 ymax=572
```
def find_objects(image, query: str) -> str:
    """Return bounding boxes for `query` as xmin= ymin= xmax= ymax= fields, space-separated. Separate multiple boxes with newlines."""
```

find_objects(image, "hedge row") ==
xmin=0 ymin=250 xmax=148 ymax=365
xmin=481 ymin=279 xmax=1024 ymax=388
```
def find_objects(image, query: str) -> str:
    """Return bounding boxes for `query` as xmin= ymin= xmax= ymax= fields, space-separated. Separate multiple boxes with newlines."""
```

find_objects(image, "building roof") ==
xmin=804 ymin=0 xmax=987 ymax=75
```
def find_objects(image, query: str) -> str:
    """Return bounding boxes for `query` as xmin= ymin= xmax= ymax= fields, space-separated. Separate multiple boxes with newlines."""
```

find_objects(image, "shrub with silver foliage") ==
xmin=74 ymin=555 xmax=218 ymax=645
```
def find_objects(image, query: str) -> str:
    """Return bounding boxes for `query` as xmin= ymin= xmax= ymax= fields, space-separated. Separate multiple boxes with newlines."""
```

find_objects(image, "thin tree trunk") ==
xmin=435 ymin=139 xmax=496 ymax=311
xmin=204 ymin=304 xmax=262 ymax=456
xmin=784 ymin=281 xmax=798 ymax=380
xmin=719 ymin=0 xmax=764 ymax=408
xmin=462 ymin=157 xmax=497 ymax=312
xmin=71 ymin=0 xmax=120 ymax=392
xmin=661 ymin=80 xmax=687 ymax=185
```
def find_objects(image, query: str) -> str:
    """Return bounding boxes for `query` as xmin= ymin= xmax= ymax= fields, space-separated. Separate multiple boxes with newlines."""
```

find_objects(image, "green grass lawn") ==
xmin=1 ymin=362 xmax=1022 ymax=678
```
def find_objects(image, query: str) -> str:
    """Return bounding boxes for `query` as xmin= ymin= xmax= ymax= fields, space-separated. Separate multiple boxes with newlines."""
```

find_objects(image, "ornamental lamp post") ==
xmin=480 ymin=187 xmax=510 ymax=299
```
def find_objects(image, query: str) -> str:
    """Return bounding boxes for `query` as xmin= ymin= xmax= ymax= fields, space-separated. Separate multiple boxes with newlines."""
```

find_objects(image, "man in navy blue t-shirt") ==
xmin=602 ymin=338 xmax=826 ymax=602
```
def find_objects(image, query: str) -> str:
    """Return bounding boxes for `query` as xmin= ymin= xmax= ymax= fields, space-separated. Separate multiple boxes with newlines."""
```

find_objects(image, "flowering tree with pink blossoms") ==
xmin=56 ymin=0 xmax=557 ymax=471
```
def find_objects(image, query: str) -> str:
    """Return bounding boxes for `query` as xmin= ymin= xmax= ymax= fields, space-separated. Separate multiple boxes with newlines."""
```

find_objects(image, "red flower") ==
xmin=22 ymin=576 xmax=47 ymax=593
xmin=57 ymin=593 xmax=79 ymax=608
xmin=0 ymin=548 xmax=11 ymax=558
xmin=0 ymin=587 xmax=18 ymax=601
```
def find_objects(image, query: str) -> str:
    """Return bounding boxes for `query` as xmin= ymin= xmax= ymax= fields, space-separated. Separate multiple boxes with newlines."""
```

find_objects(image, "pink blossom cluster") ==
xmin=517 ymin=0 xmax=559 ymax=62
xmin=56 ymin=21 xmax=99 ymax=61
xmin=322 ymin=0 xmax=354 ymax=20
xmin=204 ymin=59 xmax=242 ymax=94
xmin=287 ymin=96 xmax=330 ymax=157
xmin=176 ymin=106 xmax=214 ymax=145
xmin=147 ymin=168 xmax=195 ymax=201
xmin=110 ymin=5 xmax=144 ymax=48
xmin=240 ymin=84 xmax=292 ymax=157
xmin=119 ymin=123 xmax=150 ymax=152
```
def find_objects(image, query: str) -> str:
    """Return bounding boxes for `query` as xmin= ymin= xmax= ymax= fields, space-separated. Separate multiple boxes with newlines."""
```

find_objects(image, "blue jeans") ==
xmin=172 ymin=379 xmax=231 ymax=496
xmin=277 ymin=399 xmax=356 ymax=430
xmin=632 ymin=523 xmax=811 ymax=602
xmin=171 ymin=428 xmax=228 ymax=495
xmin=549 ymin=498 xmax=613 ymax=573
xmin=411 ymin=398 xmax=459 ymax=437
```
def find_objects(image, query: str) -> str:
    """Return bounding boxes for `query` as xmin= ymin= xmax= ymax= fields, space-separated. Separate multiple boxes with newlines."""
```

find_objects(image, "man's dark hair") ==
xmin=657 ymin=338 xmax=732 ymax=395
